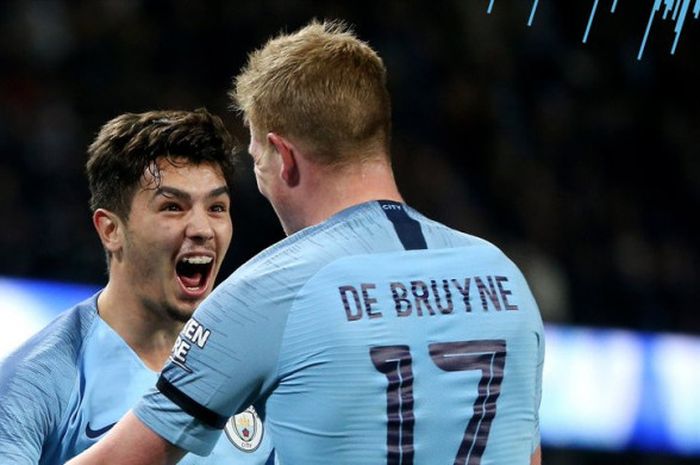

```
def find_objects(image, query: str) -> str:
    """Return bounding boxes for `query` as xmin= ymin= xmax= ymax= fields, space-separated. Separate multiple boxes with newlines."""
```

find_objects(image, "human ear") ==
xmin=268 ymin=132 xmax=300 ymax=187
xmin=92 ymin=209 xmax=124 ymax=256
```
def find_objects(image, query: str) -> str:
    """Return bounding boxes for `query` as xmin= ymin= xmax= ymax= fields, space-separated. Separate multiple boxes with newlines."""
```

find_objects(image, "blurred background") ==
xmin=1 ymin=1 xmax=698 ymax=463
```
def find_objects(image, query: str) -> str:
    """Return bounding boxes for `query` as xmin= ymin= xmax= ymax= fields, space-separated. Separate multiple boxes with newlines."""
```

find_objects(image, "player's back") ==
xmin=263 ymin=201 xmax=543 ymax=464
xmin=142 ymin=200 xmax=541 ymax=464
xmin=180 ymin=200 xmax=542 ymax=465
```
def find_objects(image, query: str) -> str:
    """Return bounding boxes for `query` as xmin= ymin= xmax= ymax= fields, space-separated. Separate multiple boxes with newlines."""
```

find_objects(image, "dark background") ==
xmin=1 ymin=1 xmax=697 ymax=463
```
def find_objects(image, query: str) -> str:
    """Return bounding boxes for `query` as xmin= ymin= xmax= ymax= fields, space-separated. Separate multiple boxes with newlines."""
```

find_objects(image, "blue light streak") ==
xmin=485 ymin=0 xmax=699 ymax=60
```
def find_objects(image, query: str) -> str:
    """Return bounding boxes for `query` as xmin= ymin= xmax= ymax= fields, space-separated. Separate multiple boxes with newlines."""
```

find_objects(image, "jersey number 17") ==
xmin=370 ymin=339 xmax=507 ymax=465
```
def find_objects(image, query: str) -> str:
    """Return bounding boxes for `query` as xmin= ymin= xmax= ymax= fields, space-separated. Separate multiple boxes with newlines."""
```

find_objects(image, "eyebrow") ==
xmin=154 ymin=185 xmax=230 ymax=201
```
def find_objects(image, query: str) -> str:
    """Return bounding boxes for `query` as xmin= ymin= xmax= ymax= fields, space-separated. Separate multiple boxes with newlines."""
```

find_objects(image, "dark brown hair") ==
xmin=86 ymin=108 xmax=236 ymax=219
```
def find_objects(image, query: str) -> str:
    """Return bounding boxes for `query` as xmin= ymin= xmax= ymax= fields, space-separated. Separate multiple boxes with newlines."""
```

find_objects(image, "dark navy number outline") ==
xmin=371 ymin=340 xmax=507 ymax=465
xmin=370 ymin=345 xmax=415 ymax=465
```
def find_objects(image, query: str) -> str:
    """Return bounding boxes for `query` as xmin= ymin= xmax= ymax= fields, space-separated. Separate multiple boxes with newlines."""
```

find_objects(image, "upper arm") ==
xmin=532 ymin=326 xmax=545 ymax=453
xmin=132 ymin=274 xmax=290 ymax=456
xmin=66 ymin=411 xmax=186 ymax=465
xmin=530 ymin=445 xmax=542 ymax=465
xmin=0 ymin=358 xmax=58 ymax=464
xmin=0 ymin=399 xmax=43 ymax=464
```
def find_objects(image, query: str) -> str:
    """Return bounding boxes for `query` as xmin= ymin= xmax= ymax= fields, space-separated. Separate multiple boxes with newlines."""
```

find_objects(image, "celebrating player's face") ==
xmin=121 ymin=158 xmax=232 ymax=322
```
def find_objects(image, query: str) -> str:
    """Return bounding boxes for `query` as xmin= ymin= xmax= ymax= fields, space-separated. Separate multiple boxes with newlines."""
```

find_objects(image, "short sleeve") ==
xmin=134 ymin=271 xmax=292 ymax=456
xmin=0 ymin=351 xmax=63 ymax=464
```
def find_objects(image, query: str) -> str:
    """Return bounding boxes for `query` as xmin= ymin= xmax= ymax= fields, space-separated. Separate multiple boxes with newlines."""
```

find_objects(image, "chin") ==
xmin=165 ymin=301 xmax=198 ymax=323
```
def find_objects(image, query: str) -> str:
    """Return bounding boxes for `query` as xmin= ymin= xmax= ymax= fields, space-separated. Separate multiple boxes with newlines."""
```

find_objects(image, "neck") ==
xmin=97 ymin=280 xmax=183 ymax=371
xmin=283 ymin=156 xmax=403 ymax=234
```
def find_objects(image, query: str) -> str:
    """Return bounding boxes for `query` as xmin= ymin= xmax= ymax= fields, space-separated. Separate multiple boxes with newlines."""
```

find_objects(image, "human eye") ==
xmin=161 ymin=202 xmax=183 ymax=212
xmin=210 ymin=203 xmax=228 ymax=213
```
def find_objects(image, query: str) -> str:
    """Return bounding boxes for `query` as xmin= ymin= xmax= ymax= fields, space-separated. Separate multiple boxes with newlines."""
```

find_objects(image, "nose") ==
xmin=186 ymin=207 xmax=215 ymax=243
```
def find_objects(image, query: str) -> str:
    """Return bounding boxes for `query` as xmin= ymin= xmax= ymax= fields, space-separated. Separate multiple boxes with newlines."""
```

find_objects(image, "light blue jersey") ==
xmin=0 ymin=294 xmax=273 ymax=465
xmin=136 ymin=200 xmax=544 ymax=464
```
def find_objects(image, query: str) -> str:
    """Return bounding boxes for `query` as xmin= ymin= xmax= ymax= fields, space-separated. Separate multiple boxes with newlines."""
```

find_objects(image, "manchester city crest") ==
xmin=224 ymin=406 xmax=264 ymax=452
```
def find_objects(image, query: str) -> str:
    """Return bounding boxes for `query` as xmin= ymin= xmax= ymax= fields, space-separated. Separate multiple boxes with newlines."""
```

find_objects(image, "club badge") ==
xmin=224 ymin=406 xmax=264 ymax=452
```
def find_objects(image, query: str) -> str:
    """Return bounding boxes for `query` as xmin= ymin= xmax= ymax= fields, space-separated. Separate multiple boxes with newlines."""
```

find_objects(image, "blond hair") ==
xmin=232 ymin=20 xmax=391 ymax=164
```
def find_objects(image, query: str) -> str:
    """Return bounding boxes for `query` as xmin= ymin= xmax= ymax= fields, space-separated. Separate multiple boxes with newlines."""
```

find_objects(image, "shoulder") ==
xmin=0 ymin=293 xmax=100 ymax=413
xmin=200 ymin=218 xmax=366 ymax=329
xmin=220 ymin=219 xmax=353 ymax=289
xmin=405 ymin=206 xmax=515 ymax=260
xmin=408 ymin=209 xmax=540 ymax=300
xmin=405 ymin=206 xmax=498 ymax=248
xmin=0 ymin=293 xmax=100 ymax=459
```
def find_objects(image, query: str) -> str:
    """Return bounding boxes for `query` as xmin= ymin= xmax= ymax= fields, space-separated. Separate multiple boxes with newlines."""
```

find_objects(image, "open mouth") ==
xmin=176 ymin=255 xmax=214 ymax=298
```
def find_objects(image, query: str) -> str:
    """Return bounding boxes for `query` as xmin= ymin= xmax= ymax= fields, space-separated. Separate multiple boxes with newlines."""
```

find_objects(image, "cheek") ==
xmin=137 ymin=225 xmax=181 ymax=259
xmin=217 ymin=220 xmax=233 ymax=247
xmin=254 ymin=170 xmax=270 ymax=196
xmin=148 ymin=222 xmax=178 ymax=243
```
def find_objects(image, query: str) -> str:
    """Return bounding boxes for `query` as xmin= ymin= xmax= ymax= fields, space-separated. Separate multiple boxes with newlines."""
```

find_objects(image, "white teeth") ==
xmin=181 ymin=256 xmax=213 ymax=264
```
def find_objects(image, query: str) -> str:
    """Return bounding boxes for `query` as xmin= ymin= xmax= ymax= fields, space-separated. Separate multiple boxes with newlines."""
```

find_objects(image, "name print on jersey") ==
xmin=170 ymin=318 xmax=211 ymax=372
xmin=339 ymin=275 xmax=519 ymax=321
